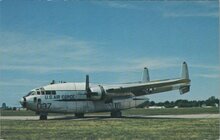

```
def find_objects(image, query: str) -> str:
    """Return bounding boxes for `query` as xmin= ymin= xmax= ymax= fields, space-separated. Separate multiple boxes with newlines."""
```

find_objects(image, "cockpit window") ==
xmin=37 ymin=91 xmax=40 ymax=95
xmin=27 ymin=91 xmax=35 ymax=96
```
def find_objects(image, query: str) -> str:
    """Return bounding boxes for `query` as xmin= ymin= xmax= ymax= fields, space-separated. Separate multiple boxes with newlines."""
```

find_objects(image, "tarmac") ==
xmin=1 ymin=114 xmax=219 ymax=120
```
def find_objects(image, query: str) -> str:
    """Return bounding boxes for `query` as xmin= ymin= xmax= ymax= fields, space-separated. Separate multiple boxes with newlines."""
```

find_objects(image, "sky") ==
xmin=0 ymin=0 xmax=219 ymax=107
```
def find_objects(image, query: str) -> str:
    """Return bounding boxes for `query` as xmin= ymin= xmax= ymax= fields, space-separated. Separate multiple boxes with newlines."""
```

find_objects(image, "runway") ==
xmin=1 ymin=114 xmax=219 ymax=120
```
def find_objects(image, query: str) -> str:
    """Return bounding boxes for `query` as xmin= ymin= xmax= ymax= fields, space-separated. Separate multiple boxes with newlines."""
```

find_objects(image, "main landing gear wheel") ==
xmin=39 ymin=114 xmax=47 ymax=120
xmin=111 ymin=111 xmax=122 ymax=118
xmin=75 ymin=113 xmax=84 ymax=118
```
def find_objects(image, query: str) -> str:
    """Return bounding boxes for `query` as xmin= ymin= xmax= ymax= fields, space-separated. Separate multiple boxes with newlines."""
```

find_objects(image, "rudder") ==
xmin=181 ymin=62 xmax=189 ymax=79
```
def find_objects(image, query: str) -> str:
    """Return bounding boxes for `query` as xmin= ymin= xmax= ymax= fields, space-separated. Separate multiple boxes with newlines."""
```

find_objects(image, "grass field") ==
xmin=1 ymin=108 xmax=219 ymax=140
xmin=123 ymin=107 xmax=219 ymax=116
xmin=1 ymin=118 xmax=219 ymax=140
xmin=1 ymin=107 xmax=219 ymax=116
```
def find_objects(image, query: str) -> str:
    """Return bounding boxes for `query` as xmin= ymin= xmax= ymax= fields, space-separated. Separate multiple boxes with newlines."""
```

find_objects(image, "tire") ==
xmin=111 ymin=111 xmax=122 ymax=118
xmin=40 ymin=114 xmax=47 ymax=120
xmin=75 ymin=113 xmax=84 ymax=118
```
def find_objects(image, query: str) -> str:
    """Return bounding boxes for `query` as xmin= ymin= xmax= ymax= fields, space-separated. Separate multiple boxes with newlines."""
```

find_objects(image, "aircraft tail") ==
xmin=142 ymin=67 xmax=150 ymax=82
xmin=181 ymin=62 xmax=189 ymax=79
xmin=179 ymin=62 xmax=190 ymax=94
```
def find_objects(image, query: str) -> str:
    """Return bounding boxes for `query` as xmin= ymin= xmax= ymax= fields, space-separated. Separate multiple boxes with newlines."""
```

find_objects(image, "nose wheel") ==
xmin=75 ymin=113 xmax=84 ymax=118
xmin=111 ymin=111 xmax=122 ymax=118
xmin=39 ymin=113 xmax=48 ymax=120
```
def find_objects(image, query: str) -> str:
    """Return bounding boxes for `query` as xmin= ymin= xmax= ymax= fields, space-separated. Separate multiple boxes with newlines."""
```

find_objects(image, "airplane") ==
xmin=20 ymin=62 xmax=191 ymax=120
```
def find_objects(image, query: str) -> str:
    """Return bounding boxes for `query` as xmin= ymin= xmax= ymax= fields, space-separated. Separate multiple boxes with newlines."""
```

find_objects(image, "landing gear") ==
xmin=39 ymin=113 xmax=47 ymax=120
xmin=75 ymin=113 xmax=84 ymax=118
xmin=111 ymin=111 xmax=122 ymax=118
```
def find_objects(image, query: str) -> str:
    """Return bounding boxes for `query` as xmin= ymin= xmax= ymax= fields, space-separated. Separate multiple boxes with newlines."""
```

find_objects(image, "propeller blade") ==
xmin=86 ymin=75 xmax=89 ymax=91
xmin=85 ymin=75 xmax=91 ymax=97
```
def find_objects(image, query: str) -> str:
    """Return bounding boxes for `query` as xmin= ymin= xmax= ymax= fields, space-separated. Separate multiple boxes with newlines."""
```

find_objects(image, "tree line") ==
xmin=142 ymin=96 xmax=219 ymax=108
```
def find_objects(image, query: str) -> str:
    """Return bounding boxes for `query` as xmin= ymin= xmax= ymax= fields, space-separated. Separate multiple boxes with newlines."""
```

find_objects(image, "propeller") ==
xmin=86 ymin=75 xmax=92 ymax=98
xmin=85 ymin=75 xmax=105 ymax=100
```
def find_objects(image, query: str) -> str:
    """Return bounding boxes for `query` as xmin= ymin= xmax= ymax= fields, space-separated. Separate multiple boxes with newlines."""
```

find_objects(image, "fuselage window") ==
xmin=46 ymin=91 xmax=51 ymax=95
xmin=34 ymin=97 xmax=37 ymax=102
xmin=52 ymin=91 xmax=56 ymax=95
xmin=38 ymin=98 xmax=41 ymax=103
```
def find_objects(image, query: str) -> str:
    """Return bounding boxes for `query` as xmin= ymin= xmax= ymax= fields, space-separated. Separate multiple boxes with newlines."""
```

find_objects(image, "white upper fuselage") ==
xmin=22 ymin=82 xmax=145 ymax=113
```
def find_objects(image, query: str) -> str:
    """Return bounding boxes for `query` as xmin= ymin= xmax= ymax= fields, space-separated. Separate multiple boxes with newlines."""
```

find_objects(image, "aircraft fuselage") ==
xmin=21 ymin=82 xmax=147 ymax=114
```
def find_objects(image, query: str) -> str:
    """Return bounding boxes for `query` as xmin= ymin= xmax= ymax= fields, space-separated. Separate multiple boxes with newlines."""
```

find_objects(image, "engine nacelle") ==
xmin=89 ymin=85 xmax=105 ymax=100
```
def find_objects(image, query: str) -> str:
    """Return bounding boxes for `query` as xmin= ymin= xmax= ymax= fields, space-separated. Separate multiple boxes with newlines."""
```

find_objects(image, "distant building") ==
xmin=174 ymin=106 xmax=179 ymax=108
xmin=2 ymin=103 xmax=7 ymax=109
xmin=148 ymin=106 xmax=165 ymax=109
xmin=17 ymin=107 xmax=27 ymax=111
xmin=201 ymin=104 xmax=213 ymax=108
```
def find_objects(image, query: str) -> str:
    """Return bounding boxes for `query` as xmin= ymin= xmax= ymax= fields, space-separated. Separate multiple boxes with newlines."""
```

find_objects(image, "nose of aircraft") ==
xmin=20 ymin=97 xmax=27 ymax=108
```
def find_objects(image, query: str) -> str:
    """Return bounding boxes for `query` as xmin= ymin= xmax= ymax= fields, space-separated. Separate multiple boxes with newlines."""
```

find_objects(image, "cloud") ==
xmin=0 ymin=57 xmax=181 ymax=73
xmin=93 ymin=1 xmax=140 ymax=10
xmin=191 ymin=64 xmax=220 ymax=71
xmin=163 ymin=12 xmax=219 ymax=18
xmin=105 ymin=1 xmax=134 ymax=9
xmin=0 ymin=79 xmax=48 ymax=87
xmin=162 ymin=1 xmax=219 ymax=18
xmin=0 ymin=32 xmax=96 ymax=61
xmin=2 ymin=31 xmax=218 ymax=82
xmin=0 ymin=32 xmax=102 ymax=72
xmin=0 ymin=31 xmax=182 ymax=74
xmin=191 ymin=64 xmax=220 ymax=79
xmin=195 ymin=74 xmax=220 ymax=79
xmin=127 ymin=57 xmax=181 ymax=70
xmin=93 ymin=1 xmax=218 ymax=18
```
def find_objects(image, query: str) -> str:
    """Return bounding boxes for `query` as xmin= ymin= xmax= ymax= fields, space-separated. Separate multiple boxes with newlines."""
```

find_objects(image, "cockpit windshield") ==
xmin=26 ymin=91 xmax=35 ymax=96
xmin=25 ymin=88 xmax=55 ymax=96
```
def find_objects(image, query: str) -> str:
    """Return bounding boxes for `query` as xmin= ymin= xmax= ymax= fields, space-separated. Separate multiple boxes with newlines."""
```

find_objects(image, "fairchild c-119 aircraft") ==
xmin=20 ymin=62 xmax=190 ymax=120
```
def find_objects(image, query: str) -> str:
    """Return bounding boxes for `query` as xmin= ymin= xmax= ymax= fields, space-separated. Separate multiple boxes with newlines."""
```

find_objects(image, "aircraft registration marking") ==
xmin=37 ymin=103 xmax=52 ymax=110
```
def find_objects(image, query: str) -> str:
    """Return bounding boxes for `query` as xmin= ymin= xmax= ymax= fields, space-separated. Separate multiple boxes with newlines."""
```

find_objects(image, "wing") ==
xmin=106 ymin=78 xmax=190 ymax=96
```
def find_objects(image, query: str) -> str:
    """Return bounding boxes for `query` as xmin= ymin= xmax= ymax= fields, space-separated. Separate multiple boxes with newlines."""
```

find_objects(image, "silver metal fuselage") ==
xmin=22 ymin=82 xmax=147 ymax=114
